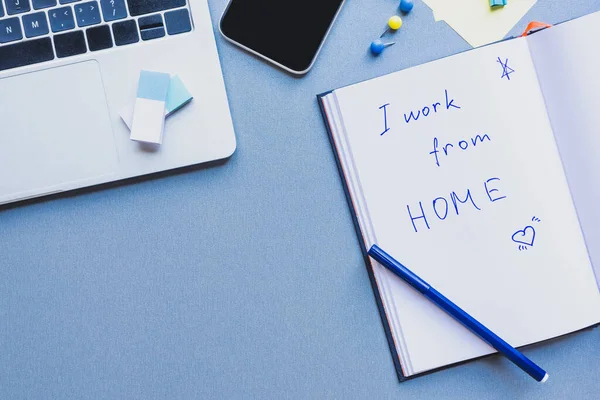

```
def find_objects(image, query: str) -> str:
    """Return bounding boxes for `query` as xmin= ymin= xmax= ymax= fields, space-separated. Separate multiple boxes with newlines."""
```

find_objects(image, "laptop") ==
xmin=0 ymin=0 xmax=236 ymax=205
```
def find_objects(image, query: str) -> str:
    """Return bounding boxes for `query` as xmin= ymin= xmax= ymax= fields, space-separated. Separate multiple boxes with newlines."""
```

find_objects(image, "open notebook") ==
xmin=319 ymin=11 xmax=600 ymax=380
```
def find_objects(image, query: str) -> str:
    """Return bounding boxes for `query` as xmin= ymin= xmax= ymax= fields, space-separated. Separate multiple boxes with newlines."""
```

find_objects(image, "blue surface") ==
xmin=1 ymin=0 xmax=600 ymax=398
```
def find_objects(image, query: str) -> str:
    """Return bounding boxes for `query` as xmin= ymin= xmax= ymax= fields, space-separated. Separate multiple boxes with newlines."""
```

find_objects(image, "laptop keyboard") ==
xmin=0 ymin=0 xmax=192 ymax=71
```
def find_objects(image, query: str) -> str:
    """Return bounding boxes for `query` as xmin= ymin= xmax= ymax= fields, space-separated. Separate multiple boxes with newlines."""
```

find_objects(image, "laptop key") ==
xmin=113 ymin=19 xmax=138 ymax=46
xmin=59 ymin=0 xmax=81 ymax=3
xmin=0 ymin=17 xmax=23 ymax=43
xmin=32 ymin=0 xmax=57 ymax=9
xmin=86 ymin=24 xmax=112 ymax=51
xmin=50 ymin=6 xmax=75 ymax=32
xmin=0 ymin=2 xmax=4 ymax=17
xmin=165 ymin=9 xmax=191 ymax=35
xmin=74 ymin=1 xmax=101 ymax=27
xmin=54 ymin=30 xmax=87 ymax=57
xmin=5 ymin=0 xmax=31 ymax=15
xmin=100 ymin=0 xmax=126 ymax=22
xmin=0 ymin=37 xmax=54 ymax=71
xmin=127 ymin=0 xmax=186 ymax=17
xmin=139 ymin=14 xmax=165 ymax=41
xmin=23 ymin=12 xmax=50 ymax=38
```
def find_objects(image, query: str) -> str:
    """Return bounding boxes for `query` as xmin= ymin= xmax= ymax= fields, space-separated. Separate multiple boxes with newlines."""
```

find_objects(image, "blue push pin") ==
xmin=370 ymin=39 xmax=396 ymax=56
xmin=399 ymin=0 xmax=414 ymax=13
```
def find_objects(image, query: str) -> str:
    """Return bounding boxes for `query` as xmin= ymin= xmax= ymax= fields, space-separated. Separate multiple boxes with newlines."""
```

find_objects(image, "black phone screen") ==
xmin=220 ymin=0 xmax=344 ymax=73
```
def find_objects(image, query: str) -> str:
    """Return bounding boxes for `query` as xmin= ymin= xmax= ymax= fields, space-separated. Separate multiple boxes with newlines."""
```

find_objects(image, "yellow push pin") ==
xmin=380 ymin=16 xmax=403 ymax=37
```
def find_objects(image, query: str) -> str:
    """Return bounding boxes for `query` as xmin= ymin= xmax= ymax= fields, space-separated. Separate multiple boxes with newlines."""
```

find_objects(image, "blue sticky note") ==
xmin=121 ymin=74 xmax=193 ymax=131
xmin=165 ymin=75 xmax=193 ymax=114
xmin=136 ymin=70 xmax=170 ymax=101
xmin=131 ymin=71 xmax=171 ymax=144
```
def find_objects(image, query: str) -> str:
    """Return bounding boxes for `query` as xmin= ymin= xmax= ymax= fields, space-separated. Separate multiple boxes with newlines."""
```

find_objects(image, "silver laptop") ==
xmin=0 ymin=0 xmax=236 ymax=205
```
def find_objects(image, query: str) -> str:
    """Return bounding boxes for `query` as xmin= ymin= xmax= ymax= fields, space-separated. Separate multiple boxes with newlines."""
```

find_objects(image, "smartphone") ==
xmin=220 ymin=0 xmax=345 ymax=75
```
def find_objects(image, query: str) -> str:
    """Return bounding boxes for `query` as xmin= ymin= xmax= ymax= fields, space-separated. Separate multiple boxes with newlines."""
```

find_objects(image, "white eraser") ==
xmin=121 ymin=103 xmax=136 ymax=131
xmin=129 ymin=71 xmax=171 ymax=144
xmin=121 ymin=75 xmax=193 ymax=131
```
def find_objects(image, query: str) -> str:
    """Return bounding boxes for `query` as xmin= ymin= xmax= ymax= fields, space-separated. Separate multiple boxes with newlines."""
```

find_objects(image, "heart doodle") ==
xmin=512 ymin=226 xmax=536 ymax=247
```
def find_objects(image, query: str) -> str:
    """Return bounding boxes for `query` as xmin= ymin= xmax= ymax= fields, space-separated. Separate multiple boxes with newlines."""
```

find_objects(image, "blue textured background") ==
xmin=2 ymin=0 xmax=600 ymax=398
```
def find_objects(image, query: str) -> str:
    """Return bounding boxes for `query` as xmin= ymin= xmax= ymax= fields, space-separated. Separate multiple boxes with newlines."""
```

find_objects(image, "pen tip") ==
xmin=540 ymin=373 xmax=549 ymax=383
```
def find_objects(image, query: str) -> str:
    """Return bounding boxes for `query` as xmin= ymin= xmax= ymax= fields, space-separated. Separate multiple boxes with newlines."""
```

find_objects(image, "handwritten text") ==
xmin=379 ymin=89 xmax=461 ymax=136
xmin=429 ymin=134 xmax=492 ymax=167
xmin=407 ymin=177 xmax=507 ymax=233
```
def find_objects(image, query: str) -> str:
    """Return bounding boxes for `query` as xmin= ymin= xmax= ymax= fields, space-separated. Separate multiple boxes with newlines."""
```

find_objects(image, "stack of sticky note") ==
xmin=126 ymin=71 xmax=193 ymax=145
xmin=422 ymin=0 xmax=536 ymax=47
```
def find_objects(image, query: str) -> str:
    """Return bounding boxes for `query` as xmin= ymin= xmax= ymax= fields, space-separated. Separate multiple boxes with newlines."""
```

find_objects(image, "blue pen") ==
xmin=368 ymin=244 xmax=549 ymax=383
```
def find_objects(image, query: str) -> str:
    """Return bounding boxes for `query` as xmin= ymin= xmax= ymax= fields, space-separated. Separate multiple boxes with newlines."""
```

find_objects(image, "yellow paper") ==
xmin=422 ymin=0 xmax=538 ymax=47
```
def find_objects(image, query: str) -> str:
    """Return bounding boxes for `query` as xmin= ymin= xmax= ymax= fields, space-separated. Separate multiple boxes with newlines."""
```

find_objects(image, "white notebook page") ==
xmin=332 ymin=37 xmax=600 ymax=375
xmin=528 ymin=11 xmax=600 ymax=286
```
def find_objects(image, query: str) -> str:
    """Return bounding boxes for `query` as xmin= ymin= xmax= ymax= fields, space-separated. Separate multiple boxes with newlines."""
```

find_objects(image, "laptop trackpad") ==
xmin=0 ymin=61 xmax=119 ymax=200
